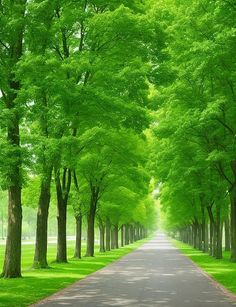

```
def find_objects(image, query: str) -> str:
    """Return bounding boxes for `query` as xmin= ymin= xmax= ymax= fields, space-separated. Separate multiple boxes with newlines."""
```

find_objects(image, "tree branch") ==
xmin=216 ymin=161 xmax=233 ymax=187
xmin=0 ymin=40 xmax=9 ymax=50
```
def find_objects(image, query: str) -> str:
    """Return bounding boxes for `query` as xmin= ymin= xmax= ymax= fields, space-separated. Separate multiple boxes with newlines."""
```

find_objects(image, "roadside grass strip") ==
xmin=173 ymin=240 xmax=236 ymax=295
xmin=0 ymin=238 xmax=149 ymax=307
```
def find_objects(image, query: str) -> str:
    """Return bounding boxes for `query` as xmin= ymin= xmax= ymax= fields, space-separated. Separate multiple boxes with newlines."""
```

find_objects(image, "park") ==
xmin=0 ymin=0 xmax=236 ymax=306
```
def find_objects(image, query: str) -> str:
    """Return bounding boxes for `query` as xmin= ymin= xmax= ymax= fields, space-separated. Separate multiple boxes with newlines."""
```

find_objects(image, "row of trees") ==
xmin=151 ymin=1 xmax=236 ymax=260
xmin=0 ymin=1 xmax=160 ymax=278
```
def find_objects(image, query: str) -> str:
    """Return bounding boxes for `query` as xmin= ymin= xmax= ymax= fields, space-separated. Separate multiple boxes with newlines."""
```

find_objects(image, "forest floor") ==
xmin=0 ymin=239 xmax=148 ymax=307
xmin=173 ymin=240 xmax=236 ymax=295
xmin=33 ymin=233 xmax=236 ymax=307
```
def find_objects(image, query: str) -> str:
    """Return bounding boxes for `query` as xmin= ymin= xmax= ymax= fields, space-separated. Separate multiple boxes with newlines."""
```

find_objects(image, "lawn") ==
xmin=173 ymin=240 xmax=236 ymax=295
xmin=0 ymin=239 xmax=148 ymax=307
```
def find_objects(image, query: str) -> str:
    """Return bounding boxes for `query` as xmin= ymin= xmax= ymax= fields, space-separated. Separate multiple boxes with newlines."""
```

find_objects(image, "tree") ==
xmin=0 ymin=0 xmax=161 ymax=277
xmin=0 ymin=0 xmax=27 ymax=278
xmin=150 ymin=0 xmax=236 ymax=260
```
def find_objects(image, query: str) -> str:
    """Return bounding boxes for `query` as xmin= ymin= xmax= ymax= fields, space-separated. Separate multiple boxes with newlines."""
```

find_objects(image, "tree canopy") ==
xmin=0 ymin=0 xmax=159 ymax=277
xmin=0 ymin=0 xmax=235 ymax=279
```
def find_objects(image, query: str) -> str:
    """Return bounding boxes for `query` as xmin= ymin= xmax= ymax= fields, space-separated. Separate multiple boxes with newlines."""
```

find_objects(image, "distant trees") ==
xmin=150 ymin=0 xmax=236 ymax=261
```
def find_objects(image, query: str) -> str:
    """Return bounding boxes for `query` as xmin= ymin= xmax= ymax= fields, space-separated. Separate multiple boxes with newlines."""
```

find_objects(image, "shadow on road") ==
xmin=36 ymin=233 xmax=236 ymax=307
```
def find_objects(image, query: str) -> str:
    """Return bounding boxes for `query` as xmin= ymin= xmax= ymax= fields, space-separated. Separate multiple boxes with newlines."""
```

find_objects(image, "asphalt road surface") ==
xmin=35 ymin=233 xmax=236 ymax=307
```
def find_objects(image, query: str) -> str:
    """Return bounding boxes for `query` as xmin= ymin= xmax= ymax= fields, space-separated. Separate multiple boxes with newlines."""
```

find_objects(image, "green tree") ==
xmin=0 ymin=0 xmax=27 ymax=278
xmin=150 ymin=0 xmax=236 ymax=260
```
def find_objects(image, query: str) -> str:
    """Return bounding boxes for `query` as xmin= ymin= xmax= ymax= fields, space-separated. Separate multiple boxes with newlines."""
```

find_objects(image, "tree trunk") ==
xmin=130 ymin=225 xmax=134 ymax=244
xmin=215 ymin=205 xmax=222 ymax=259
xmin=185 ymin=228 xmax=188 ymax=244
xmin=209 ymin=220 xmax=214 ymax=256
xmin=99 ymin=218 xmax=105 ymax=253
xmin=140 ymin=226 xmax=143 ymax=240
xmin=105 ymin=218 xmax=111 ymax=251
xmin=125 ymin=224 xmax=129 ymax=245
xmin=2 ymin=187 xmax=22 ymax=278
xmin=137 ymin=223 xmax=140 ymax=240
xmin=193 ymin=222 xmax=197 ymax=249
xmin=201 ymin=205 xmax=207 ymax=252
xmin=224 ymin=213 xmax=231 ymax=252
xmin=134 ymin=226 xmax=137 ymax=241
xmin=204 ymin=223 xmax=209 ymax=253
xmin=2 ymin=98 xmax=22 ymax=278
xmin=55 ymin=168 xmax=71 ymax=263
xmin=207 ymin=206 xmax=216 ymax=257
xmin=213 ymin=224 xmax=217 ymax=257
xmin=228 ymin=161 xmax=236 ymax=261
xmin=230 ymin=183 xmax=236 ymax=261
xmin=191 ymin=225 xmax=194 ymax=246
xmin=33 ymin=168 xmax=52 ymax=268
xmin=111 ymin=227 xmax=115 ymax=249
xmin=188 ymin=225 xmax=193 ymax=245
xmin=74 ymin=214 xmax=82 ymax=258
xmin=114 ymin=224 xmax=119 ymax=249
xmin=1 ymin=0 xmax=26 ymax=279
xmin=197 ymin=224 xmax=202 ymax=250
xmin=57 ymin=196 xmax=67 ymax=262
xmin=85 ymin=203 xmax=96 ymax=257
xmin=121 ymin=225 xmax=124 ymax=247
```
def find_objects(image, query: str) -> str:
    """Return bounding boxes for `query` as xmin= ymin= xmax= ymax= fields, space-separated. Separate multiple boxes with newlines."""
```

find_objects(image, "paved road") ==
xmin=35 ymin=233 xmax=236 ymax=307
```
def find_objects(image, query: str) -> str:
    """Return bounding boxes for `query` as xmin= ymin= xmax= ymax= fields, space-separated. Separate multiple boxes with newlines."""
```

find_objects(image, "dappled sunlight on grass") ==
xmin=0 ymin=239 xmax=149 ymax=306
xmin=173 ymin=240 xmax=236 ymax=294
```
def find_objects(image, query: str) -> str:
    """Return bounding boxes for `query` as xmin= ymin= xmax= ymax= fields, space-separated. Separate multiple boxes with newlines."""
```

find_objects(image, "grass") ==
xmin=172 ymin=239 xmax=236 ymax=295
xmin=0 ymin=238 xmax=149 ymax=307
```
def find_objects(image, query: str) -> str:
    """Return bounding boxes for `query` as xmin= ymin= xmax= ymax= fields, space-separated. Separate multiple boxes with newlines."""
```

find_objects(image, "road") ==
xmin=35 ymin=233 xmax=236 ymax=307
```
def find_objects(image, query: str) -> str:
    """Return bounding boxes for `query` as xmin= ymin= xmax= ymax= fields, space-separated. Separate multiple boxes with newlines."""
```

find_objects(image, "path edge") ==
xmin=171 ymin=238 xmax=236 ymax=303
xmin=29 ymin=237 xmax=153 ymax=307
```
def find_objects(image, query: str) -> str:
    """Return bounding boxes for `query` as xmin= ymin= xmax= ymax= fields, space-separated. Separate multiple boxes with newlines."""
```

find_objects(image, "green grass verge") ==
xmin=173 ymin=239 xmax=236 ymax=295
xmin=0 ymin=238 xmax=149 ymax=307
